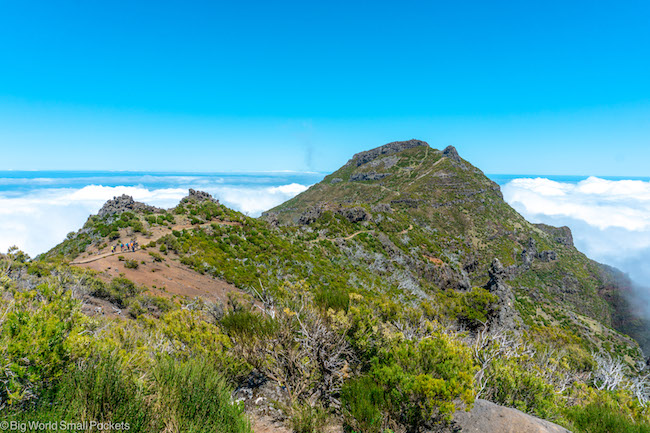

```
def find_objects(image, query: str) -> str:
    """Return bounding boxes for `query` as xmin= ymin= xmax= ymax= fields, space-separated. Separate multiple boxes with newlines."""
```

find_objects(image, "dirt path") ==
xmin=309 ymin=230 xmax=374 ymax=244
xmin=71 ymin=220 xmax=241 ymax=265
xmin=309 ymin=223 xmax=413 ymax=244
xmin=399 ymin=224 xmax=414 ymax=234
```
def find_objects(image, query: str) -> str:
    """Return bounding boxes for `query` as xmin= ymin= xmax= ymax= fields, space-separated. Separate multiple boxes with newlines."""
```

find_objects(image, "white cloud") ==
xmin=502 ymin=177 xmax=650 ymax=285
xmin=0 ymin=183 xmax=309 ymax=257
xmin=207 ymin=183 xmax=309 ymax=216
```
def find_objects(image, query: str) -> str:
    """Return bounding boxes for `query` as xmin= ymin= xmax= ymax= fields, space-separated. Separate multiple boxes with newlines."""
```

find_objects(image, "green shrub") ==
xmin=436 ymin=287 xmax=498 ymax=328
xmin=220 ymin=309 xmax=277 ymax=339
xmin=341 ymin=375 xmax=386 ymax=433
xmin=288 ymin=403 xmax=329 ymax=433
xmin=153 ymin=357 xmax=251 ymax=433
xmin=368 ymin=333 xmax=475 ymax=431
xmin=148 ymin=251 xmax=164 ymax=262
xmin=124 ymin=259 xmax=139 ymax=269
xmin=0 ymin=284 xmax=81 ymax=407
xmin=566 ymin=401 xmax=650 ymax=433
xmin=487 ymin=357 xmax=557 ymax=418
xmin=91 ymin=278 xmax=142 ymax=308
xmin=315 ymin=285 xmax=349 ymax=312
xmin=7 ymin=357 xmax=152 ymax=431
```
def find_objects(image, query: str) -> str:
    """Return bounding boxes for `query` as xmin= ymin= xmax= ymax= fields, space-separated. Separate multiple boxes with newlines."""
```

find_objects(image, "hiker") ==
xmin=131 ymin=243 xmax=136 ymax=252
xmin=120 ymin=243 xmax=124 ymax=251
xmin=111 ymin=245 xmax=116 ymax=253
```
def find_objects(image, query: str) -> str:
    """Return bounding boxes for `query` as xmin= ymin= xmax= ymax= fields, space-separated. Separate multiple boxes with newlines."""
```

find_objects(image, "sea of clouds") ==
xmin=2 ymin=174 xmax=650 ymax=293
xmin=502 ymin=176 xmax=650 ymax=286
xmin=0 ymin=182 xmax=309 ymax=257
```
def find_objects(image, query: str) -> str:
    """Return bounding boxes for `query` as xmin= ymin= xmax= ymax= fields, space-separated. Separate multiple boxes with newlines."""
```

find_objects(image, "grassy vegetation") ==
xmin=7 ymin=144 xmax=650 ymax=431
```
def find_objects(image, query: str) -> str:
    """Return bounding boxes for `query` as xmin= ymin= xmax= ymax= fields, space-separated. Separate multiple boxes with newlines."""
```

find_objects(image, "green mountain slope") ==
xmin=267 ymin=139 xmax=644 ymax=351
xmin=19 ymin=139 xmax=650 ymax=432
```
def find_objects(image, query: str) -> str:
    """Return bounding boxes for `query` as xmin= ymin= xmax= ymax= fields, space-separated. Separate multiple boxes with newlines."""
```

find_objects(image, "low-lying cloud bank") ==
xmin=502 ymin=176 xmax=650 ymax=285
xmin=0 ymin=183 xmax=309 ymax=257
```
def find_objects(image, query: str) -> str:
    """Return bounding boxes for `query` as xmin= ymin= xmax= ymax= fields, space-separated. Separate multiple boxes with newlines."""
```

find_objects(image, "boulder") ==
xmin=439 ymin=399 xmax=571 ymax=433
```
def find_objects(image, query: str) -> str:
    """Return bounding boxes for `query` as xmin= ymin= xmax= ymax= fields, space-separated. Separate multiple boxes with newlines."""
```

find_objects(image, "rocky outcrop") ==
xmin=538 ymin=250 xmax=558 ymax=262
xmin=98 ymin=195 xmax=162 ymax=218
xmin=336 ymin=206 xmax=370 ymax=223
xmin=423 ymin=261 xmax=471 ymax=291
xmin=297 ymin=205 xmax=370 ymax=225
xmin=349 ymin=139 xmax=429 ymax=167
xmin=522 ymin=238 xmax=557 ymax=268
xmin=442 ymin=145 xmax=462 ymax=163
xmin=181 ymin=189 xmax=219 ymax=204
xmin=349 ymin=172 xmax=392 ymax=182
xmin=535 ymin=224 xmax=574 ymax=247
xmin=435 ymin=399 xmax=571 ymax=433
xmin=368 ymin=155 xmax=400 ymax=169
xmin=485 ymin=259 xmax=518 ymax=330
xmin=297 ymin=206 xmax=323 ymax=225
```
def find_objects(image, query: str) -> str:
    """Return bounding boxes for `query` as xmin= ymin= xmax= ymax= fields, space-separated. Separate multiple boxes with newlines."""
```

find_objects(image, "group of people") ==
xmin=111 ymin=240 xmax=139 ymax=254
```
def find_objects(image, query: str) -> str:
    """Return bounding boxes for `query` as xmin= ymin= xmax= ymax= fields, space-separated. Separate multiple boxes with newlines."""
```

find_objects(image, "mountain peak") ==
xmin=98 ymin=195 xmax=161 ymax=218
xmin=349 ymin=139 xmax=429 ymax=167
xmin=442 ymin=145 xmax=462 ymax=163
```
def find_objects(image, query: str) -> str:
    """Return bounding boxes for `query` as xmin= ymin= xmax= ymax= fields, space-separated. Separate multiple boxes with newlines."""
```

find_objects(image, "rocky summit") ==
xmin=98 ymin=194 xmax=162 ymax=218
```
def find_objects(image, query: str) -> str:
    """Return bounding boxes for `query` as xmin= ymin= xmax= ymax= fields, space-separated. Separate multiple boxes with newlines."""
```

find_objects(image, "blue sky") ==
xmin=1 ymin=0 xmax=649 ymax=174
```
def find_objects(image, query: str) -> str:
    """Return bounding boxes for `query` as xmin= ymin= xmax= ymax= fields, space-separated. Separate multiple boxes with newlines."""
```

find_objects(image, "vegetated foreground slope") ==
xmin=3 ymin=141 xmax=650 ymax=433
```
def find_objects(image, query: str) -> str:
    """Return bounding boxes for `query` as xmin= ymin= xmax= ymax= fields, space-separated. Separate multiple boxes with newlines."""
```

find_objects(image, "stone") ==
xmin=434 ymin=399 xmax=571 ymax=433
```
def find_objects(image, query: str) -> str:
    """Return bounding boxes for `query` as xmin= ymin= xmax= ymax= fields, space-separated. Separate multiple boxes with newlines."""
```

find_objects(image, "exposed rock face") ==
xmin=486 ymin=258 xmax=518 ymax=330
xmin=435 ymin=399 xmax=571 ymax=433
xmin=349 ymin=139 xmax=429 ymax=167
xmin=535 ymin=223 xmax=574 ymax=247
xmin=336 ymin=206 xmax=370 ymax=223
xmin=522 ymin=238 xmax=557 ymax=268
xmin=423 ymin=261 xmax=471 ymax=291
xmin=371 ymin=203 xmax=392 ymax=213
xmin=538 ymin=250 xmax=558 ymax=262
xmin=297 ymin=205 xmax=370 ymax=225
xmin=330 ymin=177 xmax=343 ymax=184
xmin=297 ymin=206 xmax=324 ymax=225
xmin=442 ymin=145 xmax=462 ymax=163
xmin=98 ymin=195 xmax=162 ymax=218
xmin=521 ymin=238 xmax=538 ymax=268
xmin=349 ymin=172 xmax=392 ymax=182
xmin=181 ymin=189 xmax=219 ymax=204
xmin=368 ymin=155 xmax=400 ymax=169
